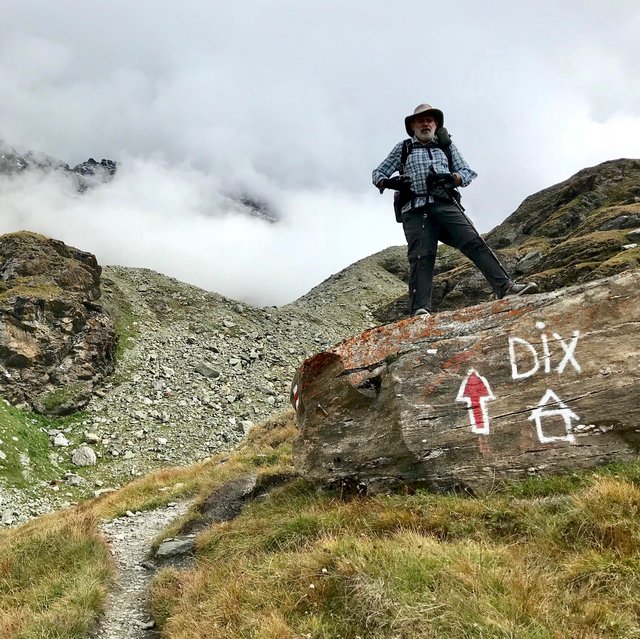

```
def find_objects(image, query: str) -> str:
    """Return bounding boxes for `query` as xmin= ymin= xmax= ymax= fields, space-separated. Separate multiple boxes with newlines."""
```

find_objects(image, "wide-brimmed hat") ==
xmin=404 ymin=103 xmax=444 ymax=136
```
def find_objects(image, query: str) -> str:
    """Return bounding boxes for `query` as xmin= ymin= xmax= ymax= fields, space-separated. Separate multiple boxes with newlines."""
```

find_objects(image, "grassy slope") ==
xmin=3 ymin=411 xmax=639 ymax=639
xmin=0 ymin=412 xmax=296 ymax=639
xmin=0 ymin=400 xmax=64 ymax=489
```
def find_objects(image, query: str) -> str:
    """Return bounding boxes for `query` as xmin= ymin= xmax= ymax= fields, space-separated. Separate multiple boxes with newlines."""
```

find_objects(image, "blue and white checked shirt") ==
xmin=372 ymin=138 xmax=478 ymax=212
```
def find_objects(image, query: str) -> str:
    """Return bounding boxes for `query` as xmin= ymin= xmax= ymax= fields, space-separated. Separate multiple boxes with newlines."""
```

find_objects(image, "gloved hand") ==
xmin=378 ymin=175 xmax=412 ymax=193
xmin=426 ymin=172 xmax=455 ymax=190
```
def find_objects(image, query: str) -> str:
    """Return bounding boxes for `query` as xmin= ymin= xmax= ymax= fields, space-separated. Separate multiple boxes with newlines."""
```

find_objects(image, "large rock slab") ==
xmin=0 ymin=231 xmax=117 ymax=414
xmin=292 ymin=271 xmax=640 ymax=493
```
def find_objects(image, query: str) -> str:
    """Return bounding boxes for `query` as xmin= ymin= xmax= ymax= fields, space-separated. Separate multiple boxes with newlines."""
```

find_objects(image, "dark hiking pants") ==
xmin=402 ymin=201 xmax=511 ymax=314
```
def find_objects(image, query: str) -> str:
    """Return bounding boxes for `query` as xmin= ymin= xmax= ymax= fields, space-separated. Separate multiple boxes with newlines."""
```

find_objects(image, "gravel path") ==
xmin=94 ymin=501 xmax=191 ymax=639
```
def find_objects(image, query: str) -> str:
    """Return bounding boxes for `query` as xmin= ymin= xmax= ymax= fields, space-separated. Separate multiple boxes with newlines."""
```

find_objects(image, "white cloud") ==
xmin=1 ymin=0 xmax=640 ymax=305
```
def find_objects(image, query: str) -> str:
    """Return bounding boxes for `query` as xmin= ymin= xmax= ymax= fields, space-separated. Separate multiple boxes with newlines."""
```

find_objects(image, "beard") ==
xmin=414 ymin=128 xmax=436 ymax=143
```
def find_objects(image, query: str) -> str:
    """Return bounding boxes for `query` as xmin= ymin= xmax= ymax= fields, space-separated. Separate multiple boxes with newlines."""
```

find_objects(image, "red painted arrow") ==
xmin=456 ymin=369 xmax=496 ymax=435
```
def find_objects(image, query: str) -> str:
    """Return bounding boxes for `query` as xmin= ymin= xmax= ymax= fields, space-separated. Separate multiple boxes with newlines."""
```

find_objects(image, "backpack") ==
xmin=393 ymin=128 xmax=460 ymax=223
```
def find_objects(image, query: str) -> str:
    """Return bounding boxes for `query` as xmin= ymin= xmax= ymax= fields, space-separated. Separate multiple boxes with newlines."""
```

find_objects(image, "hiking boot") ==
xmin=501 ymin=281 xmax=539 ymax=298
xmin=413 ymin=308 xmax=431 ymax=317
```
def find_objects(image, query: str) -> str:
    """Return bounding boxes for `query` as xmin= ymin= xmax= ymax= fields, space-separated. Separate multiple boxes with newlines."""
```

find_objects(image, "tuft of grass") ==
xmin=0 ymin=510 xmax=112 ymax=639
xmin=38 ymin=383 xmax=87 ymax=413
xmin=0 ymin=401 xmax=58 ymax=488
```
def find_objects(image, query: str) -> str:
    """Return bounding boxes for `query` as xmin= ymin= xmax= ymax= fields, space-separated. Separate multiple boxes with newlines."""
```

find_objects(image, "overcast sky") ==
xmin=2 ymin=0 xmax=639 ymax=305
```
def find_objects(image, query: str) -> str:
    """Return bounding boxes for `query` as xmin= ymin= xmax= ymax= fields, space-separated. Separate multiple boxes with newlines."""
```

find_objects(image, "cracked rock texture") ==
xmin=0 ymin=231 xmax=117 ymax=414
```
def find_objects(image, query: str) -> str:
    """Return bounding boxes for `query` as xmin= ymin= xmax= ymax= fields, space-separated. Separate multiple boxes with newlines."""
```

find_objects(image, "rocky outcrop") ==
xmin=0 ymin=140 xmax=117 ymax=191
xmin=292 ymin=271 xmax=640 ymax=493
xmin=0 ymin=231 xmax=117 ymax=414
xmin=374 ymin=158 xmax=640 ymax=323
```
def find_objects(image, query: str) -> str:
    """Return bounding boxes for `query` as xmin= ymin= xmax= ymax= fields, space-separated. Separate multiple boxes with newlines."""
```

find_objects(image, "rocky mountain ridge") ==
xmin=0 ymin=140 xmax=279 ymax=221
xmin=0 ymin=140 xmax=117 ymax=191
xmin=0 ymin=234 xmax=405 ymax=524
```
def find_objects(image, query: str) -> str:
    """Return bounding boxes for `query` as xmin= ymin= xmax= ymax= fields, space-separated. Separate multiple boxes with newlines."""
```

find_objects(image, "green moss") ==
xmin=517 ymin=237 xmax=552 ymax=255
xmin=572 ymin=203 xmax=640 ymax=236
xmin=0 ymin=280 xmax=64 ymax=303
xmin=39 ymin=383 xmax=87 ymax=413
xmin=101 ymin=292 xmax=137 ymax=361
xmin=594 ymin=247 xmax=640 ymax=278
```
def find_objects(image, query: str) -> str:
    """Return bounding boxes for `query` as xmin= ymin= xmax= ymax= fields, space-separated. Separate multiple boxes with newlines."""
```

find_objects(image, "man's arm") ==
xmin=448 ymin=142 xmax=478 ymax=187
xmin=372 ymin=141 xmax=404 ymax=191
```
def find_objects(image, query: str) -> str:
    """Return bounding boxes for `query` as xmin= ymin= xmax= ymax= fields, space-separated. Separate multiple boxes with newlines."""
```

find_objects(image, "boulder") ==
xmin=0 ymin=231 xmax=117 ymax=414
xmin=72 ymin=446 xmax=97 ymax=467
xmin=292 ymin=271 xmax=640 ymax=493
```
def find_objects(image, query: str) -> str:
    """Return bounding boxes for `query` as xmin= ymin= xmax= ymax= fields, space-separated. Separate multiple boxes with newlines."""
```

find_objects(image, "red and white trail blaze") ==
xmin=456 ymin=369 xmax=496 ymax=435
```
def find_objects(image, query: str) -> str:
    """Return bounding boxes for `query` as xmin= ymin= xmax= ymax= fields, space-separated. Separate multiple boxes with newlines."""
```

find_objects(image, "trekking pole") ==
xmin=440 ymin=180 xmax=512 ymax=283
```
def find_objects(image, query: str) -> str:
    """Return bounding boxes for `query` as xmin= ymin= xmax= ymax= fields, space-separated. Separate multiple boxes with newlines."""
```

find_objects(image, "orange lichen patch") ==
xmin=449 ymin=305 xmax=488 ymax=322
xmin=441 ymin=349 xmax=478 ymax=374
xmin=297 ymin=351 xmax=342 ymax=393
xmin=489 ymin=300 xmax=538 ymax=319
xmin=326 ymin=316 xmax=439 ymax=371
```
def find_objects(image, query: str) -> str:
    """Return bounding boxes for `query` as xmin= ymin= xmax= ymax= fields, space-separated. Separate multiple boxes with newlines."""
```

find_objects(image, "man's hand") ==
xmin=378 ymin=175 xmax=412 ymax=193
xmin=427 ymin=172 xmax=459 ymax=190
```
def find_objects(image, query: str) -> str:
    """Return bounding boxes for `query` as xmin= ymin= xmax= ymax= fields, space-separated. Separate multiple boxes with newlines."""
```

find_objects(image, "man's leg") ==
xmin=402 ymin=208 xmax=440 ymax=314
xmin=433 ymin=202 xmax=512 ymax=297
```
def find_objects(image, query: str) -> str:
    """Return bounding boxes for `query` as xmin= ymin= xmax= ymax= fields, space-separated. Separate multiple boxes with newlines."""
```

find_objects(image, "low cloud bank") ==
xmin=0 ymin=159 xmax=396 ymax=306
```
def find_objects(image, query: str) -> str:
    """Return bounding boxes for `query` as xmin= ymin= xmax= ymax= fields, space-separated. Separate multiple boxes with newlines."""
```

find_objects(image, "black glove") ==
xmin=379 ymin=175 xmax=412 ymax=193
xmin=426 ymin=172 xmax=455 ymax=190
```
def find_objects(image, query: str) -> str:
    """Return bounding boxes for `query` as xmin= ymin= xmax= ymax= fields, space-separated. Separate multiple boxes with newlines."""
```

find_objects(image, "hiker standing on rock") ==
xmin=372 ymin=103 xmax=537 ymax=317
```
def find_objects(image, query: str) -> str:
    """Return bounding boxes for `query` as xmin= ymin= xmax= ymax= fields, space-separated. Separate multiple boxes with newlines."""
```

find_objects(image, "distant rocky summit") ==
xmin=0 ymin=232 xmax=117 ymax=414
xmin=0 ymin=140 xmax=279 ymax=220
xmin=0 ymin=140 xmax=117 ymax=191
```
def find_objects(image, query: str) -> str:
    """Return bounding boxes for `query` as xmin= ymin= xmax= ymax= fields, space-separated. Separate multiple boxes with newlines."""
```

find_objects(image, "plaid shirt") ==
xmin=372 ymin=137 xmax=478 ymax=211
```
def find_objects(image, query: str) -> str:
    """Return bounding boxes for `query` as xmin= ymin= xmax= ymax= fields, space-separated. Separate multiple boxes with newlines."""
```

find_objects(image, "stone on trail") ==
xmin=291 ymin=271 xmax=640 ymax=493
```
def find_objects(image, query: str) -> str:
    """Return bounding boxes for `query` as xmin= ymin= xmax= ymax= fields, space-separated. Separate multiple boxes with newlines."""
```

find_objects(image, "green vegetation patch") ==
xmin=572 ymin=203 xmax=640 ymax=236
xmin=541 ymin=229 xmax=630 ymax=271
xmin=0 ymin=402 xmax=58 ymax=488
xmin=0 ymin=511 xmax=112 ymax=639
xmin=151 ymin=459 xmax=640 ymax=639
xmin=38 ymin=383 xmax=88 ymax=414
xmin=595 ymin=246 xmax=640 ymax=278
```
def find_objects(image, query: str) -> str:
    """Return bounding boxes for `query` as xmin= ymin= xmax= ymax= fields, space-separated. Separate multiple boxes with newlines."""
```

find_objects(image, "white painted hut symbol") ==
xmin=528 ymin=389 xmax=579 ymax=444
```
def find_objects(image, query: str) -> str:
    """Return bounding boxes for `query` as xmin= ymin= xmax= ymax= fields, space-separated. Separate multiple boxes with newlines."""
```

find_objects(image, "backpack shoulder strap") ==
xmin=399 ymin=138 xmax=413 ymax=175
xmin=441 ymin=144 xmax=454 ymax=171
xmin=434 ymin=127 xmax=454 ymax=171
